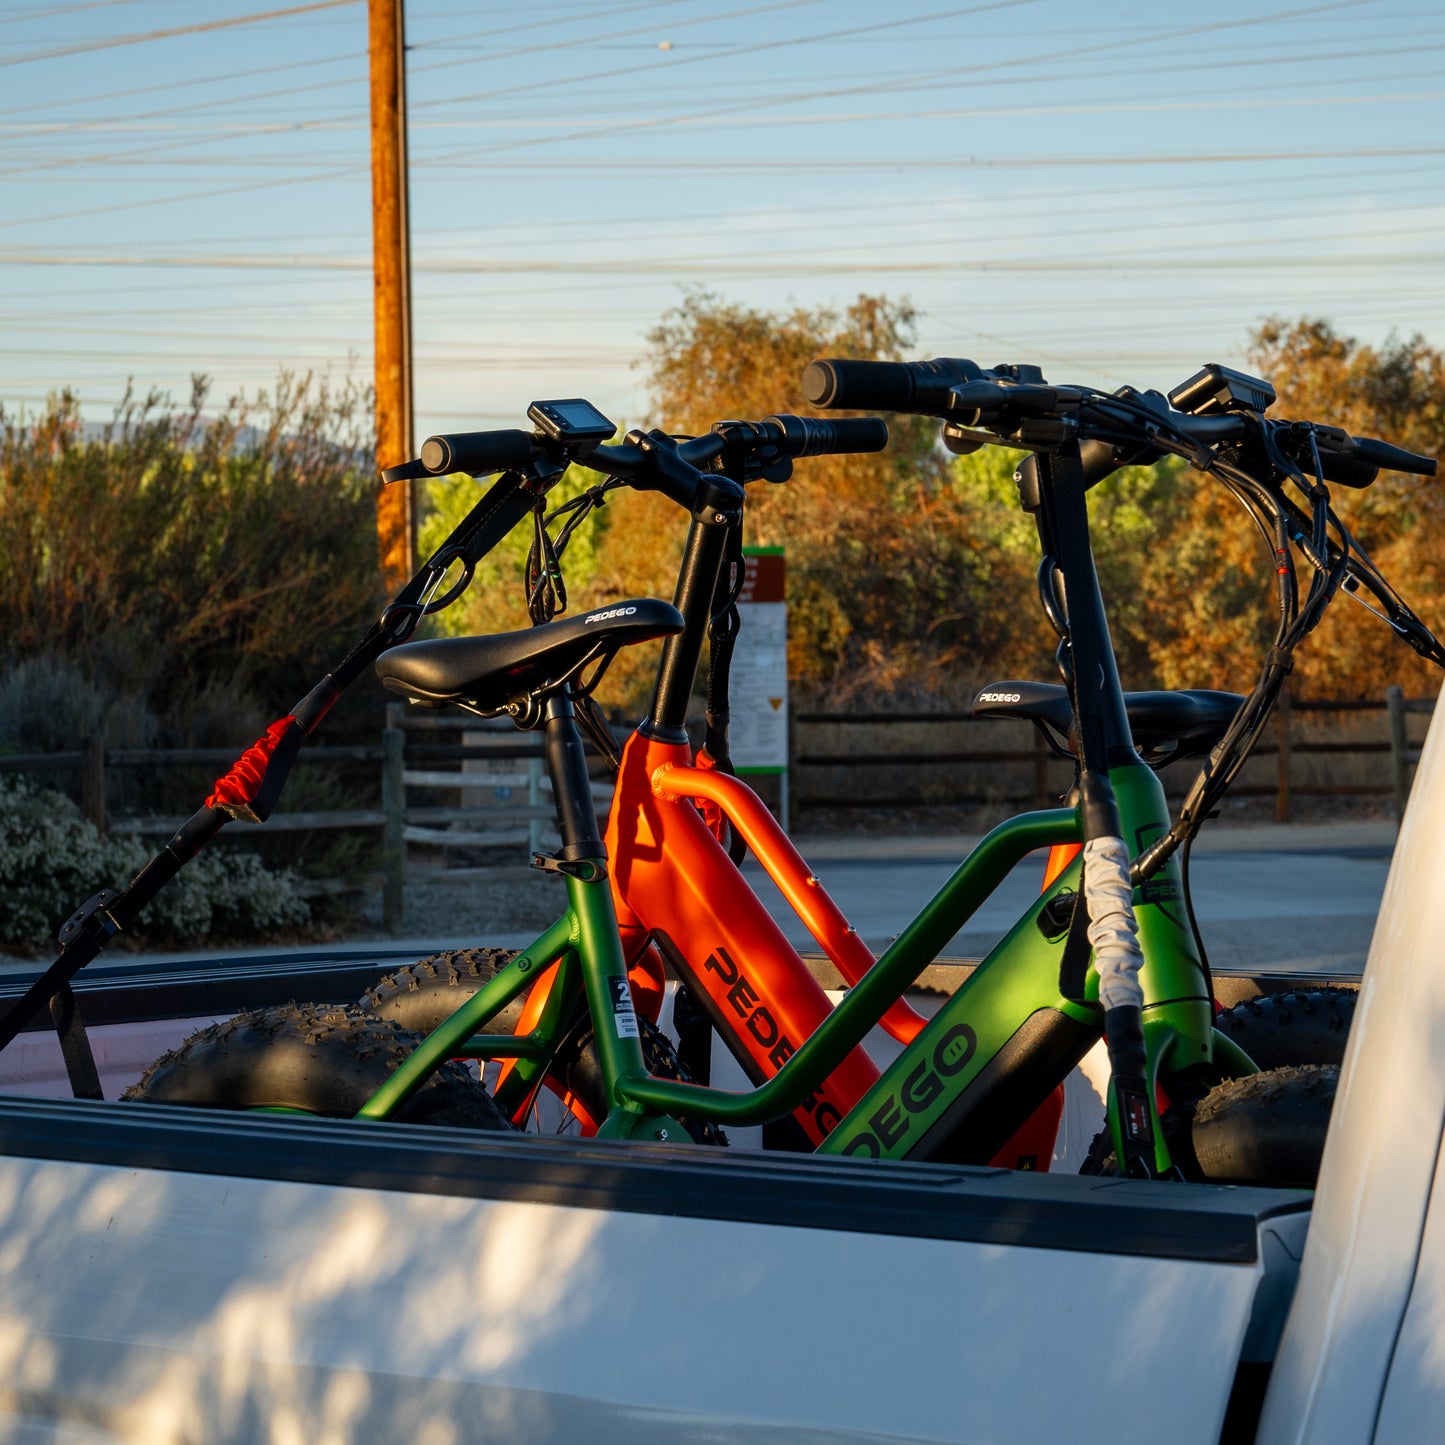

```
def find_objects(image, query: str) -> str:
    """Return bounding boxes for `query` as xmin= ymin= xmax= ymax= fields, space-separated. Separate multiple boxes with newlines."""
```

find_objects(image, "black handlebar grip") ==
xmin=1303 ymin=450 xmax=1379 ymax=490
xmin=763 ymin=414 xmax=889 ymax=457
xmin=418 ymin=429 xmax=537 ymax=476
xmin=1353 ymin=436 xmax=1438 ymax=478
xmin=801 ymin=357 xmax=983 ymax=415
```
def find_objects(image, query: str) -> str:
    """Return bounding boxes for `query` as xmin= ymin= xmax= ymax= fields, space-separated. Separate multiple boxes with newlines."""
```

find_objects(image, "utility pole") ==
xmin=369 ymin=0 xmax=414 ymax=590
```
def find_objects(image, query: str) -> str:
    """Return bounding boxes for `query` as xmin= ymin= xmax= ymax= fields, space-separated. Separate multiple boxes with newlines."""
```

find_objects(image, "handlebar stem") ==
xmin=1035 ymin=443 xmax=1139 ymax=797
xmin=645 ymin=495 xmax=741 ymax=737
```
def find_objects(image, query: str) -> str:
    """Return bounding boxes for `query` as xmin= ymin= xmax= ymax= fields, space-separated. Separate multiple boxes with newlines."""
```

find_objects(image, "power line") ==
xmin=403 ymin=0 xmax=830 ymax=84
xmin=25 ymin=49 xmax=1445 ymax=142
xmin=0 ymin=1 xmax=144 ymax=29
xmin=417 ymin=0 xmax=1377 ymax=160
xmin=0 ymin=0 xmax=691 ymax=134
xmin=406 ymin=0 xmax=693 ymax=52
xmin=0 ymin=161 xmax=360 ymax=232
xmin=403 ymin=143 xmax=1445 ymax=172
xmin=5 ymin=9 xmax=1429 ymax=183
xmin=0 ymin=0 xmax=358 ymax=70
xmin=4 ymin=242 xmax=1441 ymax=274
xmin=5 ymin=170 xmax=1437 ymax=264
xmin=415 ymin=0 xmax=1044 ymax=129
xmin=0 ymin=46 xmax=362 ymax=120
xmin=11 ymin=191 xmax=1445 ymax=271
xmin=6 ymin=148 xmax=1443 ymax=248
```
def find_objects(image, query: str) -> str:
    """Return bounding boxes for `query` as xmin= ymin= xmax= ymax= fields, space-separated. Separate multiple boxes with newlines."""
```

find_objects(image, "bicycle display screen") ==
xmin=528 ymin=398 xmax=616 ymax=445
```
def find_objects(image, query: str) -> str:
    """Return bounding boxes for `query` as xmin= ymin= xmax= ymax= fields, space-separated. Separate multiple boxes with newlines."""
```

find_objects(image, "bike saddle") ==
xmin=972 ymin=680 xmax=1245 ymax=760
xmin=377 ymin=599 xmax=684 ymax=712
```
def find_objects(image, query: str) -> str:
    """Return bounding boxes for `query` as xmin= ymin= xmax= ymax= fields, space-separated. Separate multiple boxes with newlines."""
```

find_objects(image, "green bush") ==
xmin=0 ymin=777 xmax=309 ymax=956
xmin=0 ymin=654 xmax=156 ymax=754
xmin=0 ymin=373 xmax=381 ymax=724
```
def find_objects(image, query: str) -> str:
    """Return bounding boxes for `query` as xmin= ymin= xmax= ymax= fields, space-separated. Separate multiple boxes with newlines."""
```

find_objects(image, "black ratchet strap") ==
xmin=0 ymin=470 xmax=541 ymax=1089
xmin=49 ymin=984 xmax=102 ymax=1100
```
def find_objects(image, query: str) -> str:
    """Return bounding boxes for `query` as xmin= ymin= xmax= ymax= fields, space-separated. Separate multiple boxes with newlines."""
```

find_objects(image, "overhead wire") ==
xmin=2 ymin=0 xmax=1433 ymax=421
xmin=2 ymin=3 xmax=1433 ymax=192
xmin=0 ymin=0 xmax=147 ymax=29
xmin=0 ymin=0 xmax=358 ymax=70
xmin=416 ymin=0 xmax=1380 ymax=161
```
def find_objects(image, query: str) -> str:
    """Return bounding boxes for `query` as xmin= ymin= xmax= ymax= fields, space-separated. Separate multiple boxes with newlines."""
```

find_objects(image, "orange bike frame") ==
xmin=603 ymin=728 xmax=1062 ymax=1164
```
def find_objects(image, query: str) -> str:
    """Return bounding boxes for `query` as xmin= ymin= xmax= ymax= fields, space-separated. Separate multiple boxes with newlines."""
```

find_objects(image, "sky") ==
xmin=2 ymin=0 xmax=1443 ymax=441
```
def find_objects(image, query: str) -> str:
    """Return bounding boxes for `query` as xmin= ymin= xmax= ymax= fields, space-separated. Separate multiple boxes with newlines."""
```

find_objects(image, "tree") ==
xmin=1243 ymin=320 xmax=1445 ymax=698
xmin=418 ymin=307 xmax=1445 ymax=711
xmin=640 ymin=292 xmax=1002 ymax=702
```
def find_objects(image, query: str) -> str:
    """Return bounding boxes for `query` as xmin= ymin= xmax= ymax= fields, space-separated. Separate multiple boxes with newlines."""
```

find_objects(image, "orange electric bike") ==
xmin=358 ymin=401 xmax=1244 ymax=1165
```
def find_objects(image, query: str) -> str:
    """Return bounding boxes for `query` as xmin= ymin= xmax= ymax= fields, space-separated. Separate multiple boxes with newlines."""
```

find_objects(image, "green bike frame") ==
xmin=359 ymin=754 xmax=1252 ymax=1172
xmin=360 ymin=436 xmax=1257 ymax=1172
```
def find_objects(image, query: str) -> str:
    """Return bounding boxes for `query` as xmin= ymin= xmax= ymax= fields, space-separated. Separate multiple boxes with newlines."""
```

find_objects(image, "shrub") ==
xmin=0 ymin=654 xmax=155 ymax=754
xmin=0 ymin=776 xmax=309 ymax=956
xmin=0 ymin=373 xmax=381 ymax=722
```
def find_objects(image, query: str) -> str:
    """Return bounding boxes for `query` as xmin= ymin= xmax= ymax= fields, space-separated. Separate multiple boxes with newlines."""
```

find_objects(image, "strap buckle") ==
xmin=58 ymin=889 xmax=122 ymax=948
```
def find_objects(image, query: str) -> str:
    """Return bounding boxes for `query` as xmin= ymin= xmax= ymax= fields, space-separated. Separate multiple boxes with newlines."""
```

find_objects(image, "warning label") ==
xmin=610 ymin=976 xmax=640 ymax=1039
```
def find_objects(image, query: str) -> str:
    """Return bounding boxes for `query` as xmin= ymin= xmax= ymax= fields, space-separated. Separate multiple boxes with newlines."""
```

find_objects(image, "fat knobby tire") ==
xmin=1187 ymin=1064 xmax=1337 ymax=1187
xmin=1214 ymin=986 xmax=1356 ymax=1070
xmin=122 ymin=1000 xmax=512 ymax=1130
xmin=362 ymin=948 xmax=728 ymax=1146
xmin=361 ymin=946 xmax=526 ymax=1035
xmin=1082 ymin=1063 xmax=1337 ymax=1188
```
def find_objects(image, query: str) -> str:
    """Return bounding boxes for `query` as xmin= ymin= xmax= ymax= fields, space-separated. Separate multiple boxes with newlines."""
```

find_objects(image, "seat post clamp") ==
xmin=530 ymin=853 xmax=608 ymax=883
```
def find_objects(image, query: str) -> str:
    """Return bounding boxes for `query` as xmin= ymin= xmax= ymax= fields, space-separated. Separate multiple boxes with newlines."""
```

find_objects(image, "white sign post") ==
xmin=731 ymin=547 xmax=789 ymax=829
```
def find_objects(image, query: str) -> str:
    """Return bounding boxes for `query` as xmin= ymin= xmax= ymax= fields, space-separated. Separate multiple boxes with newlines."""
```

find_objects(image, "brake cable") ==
xmin=526 ymin=500 xmax=568 ymax=625
xmin=521 ymin=474 xmax=631 ymax=765
xmin=1131 ymin=443 xmax=1335 ymax=880
xmin=700 ymin=521 xmax=750 ymax=864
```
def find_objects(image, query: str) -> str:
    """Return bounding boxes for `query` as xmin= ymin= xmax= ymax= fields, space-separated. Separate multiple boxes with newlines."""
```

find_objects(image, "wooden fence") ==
xmin=789 ymin=687 xmax=1433 ymax=821
xmin=0 ymin=710 xmax=616 ymax=934
xmin=377 ymin=705 xmax=612 ymax=931
xmin=1 ymin=688 xmax=1433 ymax=920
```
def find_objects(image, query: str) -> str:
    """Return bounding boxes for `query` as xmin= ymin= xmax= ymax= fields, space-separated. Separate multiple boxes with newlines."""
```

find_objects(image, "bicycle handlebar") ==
xmin=1272 ymin=423 xmax=1438 ymax=489
xmin=398 ymin=413 xmax=890 ymax=491
xmin=801 ymin=358 xmax=984 ymax=414
xmin=417 ymin=429 xmax=537 ymax=477
xmin=806 ymin=354 xmax=1438 ymax=497
xmin=755 ymin=413 xmax=889 ymax=457
xmin=588 ymin=415 xmax=886 ymax=504
xmin=591 ymin=431 xmax=724 ymax=478
xmin=1354 ymin=436 xmax=1437 ymax=476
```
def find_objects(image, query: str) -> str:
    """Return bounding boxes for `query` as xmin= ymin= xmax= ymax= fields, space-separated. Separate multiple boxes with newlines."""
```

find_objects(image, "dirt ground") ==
xmin=354 ymin=863 xmax=565 ymax=940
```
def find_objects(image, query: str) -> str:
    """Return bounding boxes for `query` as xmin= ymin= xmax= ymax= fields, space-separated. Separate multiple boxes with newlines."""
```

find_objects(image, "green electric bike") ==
xmin=129 ymin=361 xmax=1442 ymax=1184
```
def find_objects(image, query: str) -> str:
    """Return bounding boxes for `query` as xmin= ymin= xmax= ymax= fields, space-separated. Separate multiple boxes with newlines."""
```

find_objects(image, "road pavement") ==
xmin=739 ymin=819 xmax=1395 ymax=977
xmin=0 ymin=819 xmax=1397 ymax=980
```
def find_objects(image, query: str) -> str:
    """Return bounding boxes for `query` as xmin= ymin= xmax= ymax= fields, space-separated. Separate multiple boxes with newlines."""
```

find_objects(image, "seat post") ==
xmin=543 ymin=688 xmax=606 ymax=861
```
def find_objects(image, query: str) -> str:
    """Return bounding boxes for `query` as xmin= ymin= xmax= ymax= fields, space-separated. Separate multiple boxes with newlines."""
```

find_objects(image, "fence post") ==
xmin=1387 ymin=684 xmax=1410 ymax=821
xmin=81 ymin=737 xmax=107 ymax=834
xmin=784 ymin=686 xmax=797 ymax=832
xmin=528 ymin=751 xmax=544 ymax=857
xmin=1275 ymin=691 xmax=1292 ymax=824
xmin=382 ymin=704 xmax=406 ymax=933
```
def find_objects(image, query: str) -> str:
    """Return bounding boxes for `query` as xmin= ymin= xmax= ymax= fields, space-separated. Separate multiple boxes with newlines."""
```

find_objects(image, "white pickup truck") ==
xmin=0 ymin=698 xmax=1440 ymax=1445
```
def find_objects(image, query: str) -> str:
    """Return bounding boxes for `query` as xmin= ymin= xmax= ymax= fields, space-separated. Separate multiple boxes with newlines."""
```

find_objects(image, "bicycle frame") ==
xmin=364 ymin=745 xmax=1246 ymax=1174
xmin=362 ymin=440 xmax=1254 ymax=1174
